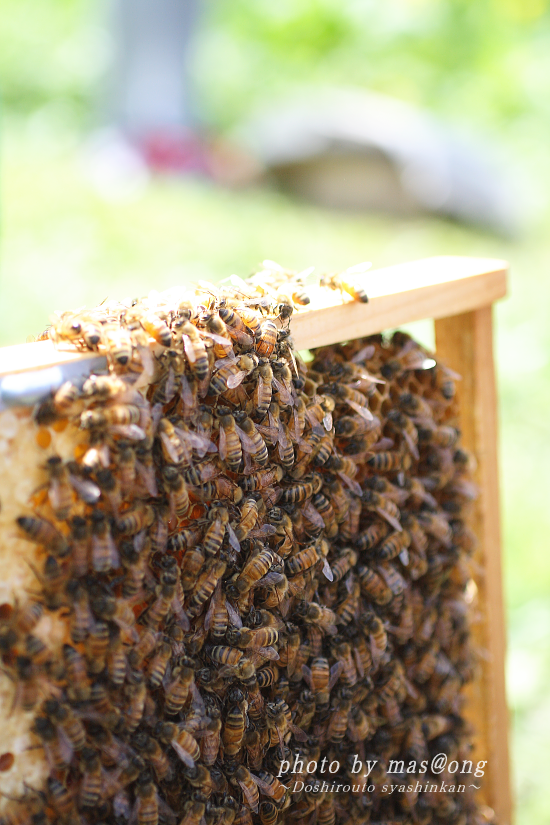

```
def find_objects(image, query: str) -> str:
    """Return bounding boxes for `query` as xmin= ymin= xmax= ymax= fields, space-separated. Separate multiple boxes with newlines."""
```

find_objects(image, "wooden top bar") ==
xmin=0 ymin=255 xmax=507 ymax=381
xmin=290 ymin=255 xmax=507 ymax=350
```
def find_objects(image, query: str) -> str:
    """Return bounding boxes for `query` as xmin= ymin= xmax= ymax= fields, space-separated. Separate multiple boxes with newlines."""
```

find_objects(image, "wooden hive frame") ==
xmin=0 ymin=255 xmax=510 ymax=824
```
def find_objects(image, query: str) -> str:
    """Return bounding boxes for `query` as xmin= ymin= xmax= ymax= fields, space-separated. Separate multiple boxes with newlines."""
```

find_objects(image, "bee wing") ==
xmin=329 ymin=660 xmax=344 ymax=689
xmin=448 ymin=478 xmax=478 ymax=499
xmin=302 ymin=502 xmax=325 ymax=530
xmin=256 ymin=646 xmax=279 ymax=661
xmin=370 ymin=437 xmax=395 ymax=452
xmin=69 ymin=474 xmax=101 ymax=504
xmin=160 ymin=432 xmax=183 ymax=464
xmin=345 ymin=399 xmax=373 ymax=421
xmin=179 ymin=374 xmax=195 ymax=409
xmin=134 ymin=345 xmax=156 ymax=389
xmin=353 ymin=648 xmax=365 ymax=678
xmin=218 ymin=427 xmax=227 ymax=461
xmin=262 ymin=259 xmax=285 ymax=272
xmin=249 ymin=774 xmax=275 ymax=795
xmin=399 ymin=549 xmax=410 ymax=566
xmin=174 ymin=426 xmax=213 ymax=457
xmin=291 ymin=409 xmax=303 ymax=442
xmin=163 ymin=367 xmax=177 ymax=404
xmin=235 ymin=425 xmax=262 ymax=453
xmin=171 ymin=598 xmax=191 ymax=631
xmin=113 ymin=789 xmax=132 ymax=819
xmin=171 ymin=740 xmax=196 ymax=768
xmin=226 ymin=599 xmax=242 ymax=628
xmin=203 ymin=331 xmax=232 ymax=346
xmin=288 ymin=722 xmax=308 ymax=742
xmin=401 ymin=431 xmax=419 ymax=461
xmin=55 ymin=725 xmax=75 ymax=765
xmin=272 ymin=378 xmax=291 ymax=405
xmin=215 ymin=355 xmax=238 ymax=369
xmin=297 ymin=264 xmax=315 ymax=280
xmin=302 ymin=664 xmax=318 ymax=691
xmin=227 ymin=370 xmax=248 ymax=390
xmin=182 ymin=334 xmax=197 ymax=363
xmin=344 ymin=261 xmax=372 ymax=275
xmin=111 ymin=424 xmax=146 ymax=441
xmin=249 ymin=525 xmax=277 ymax=538
xmin=320 ymin=559 xmax=334 ymax=583
xmin=227 ymin=523 xmax=241 ymax=554
xmin=337 ymin=472 xmax=362 ymax=497
xmin=322 ymin=412 xmax=333 ymax=431
xmin=375 ymin=506 xmax=402 ymax=533
xmin=351 ymin=344 xmax=375 ymax=363
xmin=257 ymin=572 xmax=284 ymax=587
xmin=136 ymin=460 xmax=158 ymax=497
xmin=256 ymin=424 xmax=279 ymax=441
xmin=238 ymin=778 xmax=259 ymax=813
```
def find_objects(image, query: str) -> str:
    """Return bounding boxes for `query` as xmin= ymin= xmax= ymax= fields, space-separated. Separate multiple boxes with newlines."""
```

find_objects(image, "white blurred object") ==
xmin=238 ymin=88 xmax=523 ymax=234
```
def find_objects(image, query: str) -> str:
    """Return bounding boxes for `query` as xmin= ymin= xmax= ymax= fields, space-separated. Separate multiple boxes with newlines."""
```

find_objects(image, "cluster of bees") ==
xmin=3 ymin=264 xmax=492 ymax=825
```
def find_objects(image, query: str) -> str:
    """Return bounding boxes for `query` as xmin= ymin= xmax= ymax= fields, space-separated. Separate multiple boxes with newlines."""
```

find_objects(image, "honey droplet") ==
xmin=52 ymin=418 xmax=68 ymax=433
xmin=36 ymin=428 xmax=51 ymax=449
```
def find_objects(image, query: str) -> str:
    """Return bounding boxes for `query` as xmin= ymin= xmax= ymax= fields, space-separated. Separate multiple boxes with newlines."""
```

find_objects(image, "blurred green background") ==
xmin=1 ymin=1 xmax=549 ymax=821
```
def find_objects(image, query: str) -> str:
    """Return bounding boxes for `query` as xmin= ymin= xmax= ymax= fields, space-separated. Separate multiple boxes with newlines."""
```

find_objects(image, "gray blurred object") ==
xmin=239 ymin=88 xmax=519 ymax=234
xmin=109 ymin=0 xmax=199 ymax=136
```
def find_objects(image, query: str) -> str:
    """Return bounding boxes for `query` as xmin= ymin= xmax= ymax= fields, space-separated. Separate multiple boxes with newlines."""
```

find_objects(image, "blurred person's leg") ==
xmin=110 ymin=0 xmax=205 ymax=172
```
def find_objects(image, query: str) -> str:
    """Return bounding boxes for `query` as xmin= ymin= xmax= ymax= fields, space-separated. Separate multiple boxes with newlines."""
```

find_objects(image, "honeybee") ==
xmin=320 ymin=262 xmax=371 ymax=301
xmin=202 ymin=505 xmax=229 ymax=556
xmin=63 ymin=644 xmax=91 ymax=702
xmin=362 ymin=613 xmax=388 ymax=669
xmin=367 ymin=450 xmax=412 ymax=472
xmin=208 ymin=645 xmax=244 ymax=668
xmin=218 ymin=305 xmax=254 ymax=348
xmin=386 ymin=408 xmax=420 ymax=459
xmin=234 ymin=497 xmax=260 ymax=543
xmin=124 ymin=672 xmax=147 ymax=732
xmin=285 ymin=545 xmax=321 ymax=577
xmin=209 ymin=354 xmax=257 ymax=396
xmin=47 ymin=776 xmax=74 ymax=818
xmin=90 ymin=510 xmax=119 ymax=572
xmin=233 ymin=547 xmax=275 ymax=596
xmin=42 ymin=456 xmax=73 ymax=520
xmin=357 ymin=564 xmax=393 ymax=605
xmin=347 ymin=705 xmax=374 ymax=742
xmin=240 ymin=465 xmax=284 ymax=492
xmin=147 ymin=640 xmax=172 ymax=688
xmin=177 ymin=320 xmax=209 ymax=380
xmin=227 ymin=626 xmax=279 ymax=650
xmin=398 ymin=390 xmax=434 ymax=419
xmin=361 ymin=490 xmax=402 ymax=532
xmin=79 ymin=747 xmax=102 ymax=808
xmin=33 ymin=715 xmax=71 ymax=771
xmin=198 ymin=709 xmax=222 ymax=765
xmin=136 ymin=309 xmax=172 ymax=346
xmin=301 ymin=656 xmax=343 ymax=708
xmin=376 ymin=529 xmax=411 ymax=563
xmin=160 ymin=466 xmax=190 ymax=519
xmin=218 ymin=410 xmax=243 ymax=472
xmin=135 ymin=776 xmax=159 ymax=825
xmin=81 ymin=402 xmax=142 ymax=431
xmin=17 ymin=515 xmax=69 ymax=558
xmin=187 ymin=558 xmax=227 ymax=617
xmin=234 ymin=413 xmax=269 ymax=466
xmin=35 ymin=379 xmax=81 ymax=425
xmin=158 ymin=417 xmax=191 ymax=465
xmin=280 ymin=473 xmax=322 ymax=504
xmin=85 ymin=619 xmax=110 ymax=673
xmin=229 ymin=766 xmax=260 ymax=813
xmin=335 ymin=578 xmax=360 ymax=625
